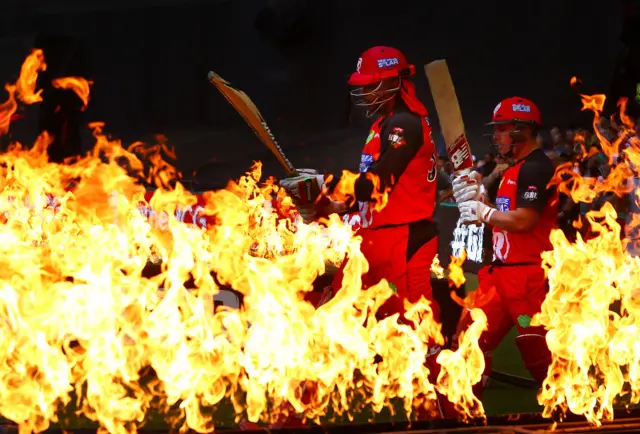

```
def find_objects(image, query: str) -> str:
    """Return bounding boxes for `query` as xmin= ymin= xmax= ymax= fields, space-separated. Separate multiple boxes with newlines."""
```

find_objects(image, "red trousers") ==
xmin=331 ymin=224 xmax=456 ymax=419
xmin=457 ymin=263 xmax=551 ymax=398
xmin=331 ymin=224 xmax=440 ymax=321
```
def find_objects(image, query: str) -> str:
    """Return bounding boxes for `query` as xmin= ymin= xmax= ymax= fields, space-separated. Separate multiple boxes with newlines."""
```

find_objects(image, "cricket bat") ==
xmin=425 ymin=60 xmax=474 ymax=173
xmin=207 ymin=71 xmax=297 ymax=176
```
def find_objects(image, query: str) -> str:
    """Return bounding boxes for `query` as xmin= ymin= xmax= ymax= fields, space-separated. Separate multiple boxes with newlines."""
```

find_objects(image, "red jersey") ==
xmin=492 ymin=149 xmax=558 ymax=264
xmin=342 ymin=105 xmax=438 ymax=229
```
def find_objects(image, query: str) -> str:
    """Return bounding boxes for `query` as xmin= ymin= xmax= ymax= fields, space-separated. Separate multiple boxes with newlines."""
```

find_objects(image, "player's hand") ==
xmin=278 ymin=169 xmax=326 ymax=199
xmin=452 ymin=170 xmax=483 ymax=203
xmin=279 ymin=169 xmax=327 ymax=223
xmin=459 ymin=200 xmax=496 ymax=225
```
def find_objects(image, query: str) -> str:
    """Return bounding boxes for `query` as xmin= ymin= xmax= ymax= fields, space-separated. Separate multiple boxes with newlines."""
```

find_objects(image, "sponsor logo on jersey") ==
xmin=512 ymin=103 xmax=531 ymax=113
xmin=360 ymin=153 xmax=374 ymax=172
xmin=388 ymin=127 xmax=405 ymax=148
xmin=523 ymin=186 xmax=538 ymax=201
xmin=495 ymin=196 xmax=511 ymax=212
xmin=377 ymin=57 xmax=399 ymax=68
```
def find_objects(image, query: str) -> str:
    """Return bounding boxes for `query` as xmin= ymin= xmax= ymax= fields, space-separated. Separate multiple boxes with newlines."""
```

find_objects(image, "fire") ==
xmin=430 ymin=255 xmax=445 ymax=279
xmin=436 ymin=307 xmax=486 ymax=422
xmin=534 ymin=93 xmax=640 ymax=426
xmin=0 ymin=50 xmax=487 ymax=433
xmin=328 ymin=170 xmax=390 ymax=212
xmin=52 ymin=77 xmax=92 ymax=110
xmin=15 ymin=48 xmax=47 ymax=104
xmin=448 ymin=250 xmax=467 ymax=288
xmin=0 ymin=49 xmax=47 ymax=134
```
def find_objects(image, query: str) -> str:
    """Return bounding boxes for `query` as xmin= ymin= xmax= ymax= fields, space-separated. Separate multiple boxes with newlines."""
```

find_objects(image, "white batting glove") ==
xmin=278 ymin=169 xmax=326 ymax=199
xmin=452 ymin=170 xmax=484 ymax=204
xmin=458 ymin=200 xmax=496 ymax=225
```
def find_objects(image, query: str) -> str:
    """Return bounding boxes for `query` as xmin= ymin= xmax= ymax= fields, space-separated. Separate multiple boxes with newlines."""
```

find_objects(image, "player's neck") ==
xmin=514 ymin=140 xmax=539 ymax=161
xmin=378 ymin=99 xmax=397 ymax=117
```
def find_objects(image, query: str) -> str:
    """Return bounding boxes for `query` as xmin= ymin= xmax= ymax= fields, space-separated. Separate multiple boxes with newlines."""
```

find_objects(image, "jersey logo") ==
xmin=523 ymin=186 xmax=538 ymax=201
xmin=360 ymin=154 xmax=374 ymax=172
xmin=377 ymin=58 xmax=399 ymax=68
xmin=495 ymin=196 xmax=511 ymax=212
xmin=388 ymin=127 xmax=405 ymax=148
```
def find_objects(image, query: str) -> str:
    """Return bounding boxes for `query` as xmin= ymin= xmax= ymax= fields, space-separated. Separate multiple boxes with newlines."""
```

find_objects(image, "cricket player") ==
xmin=451 ymin=97 xmax=557 ymax=397
xmin=282 ymin=46 xmax=440 ymax=321
xmin=278 ymin=46 xmax=455 ymax=421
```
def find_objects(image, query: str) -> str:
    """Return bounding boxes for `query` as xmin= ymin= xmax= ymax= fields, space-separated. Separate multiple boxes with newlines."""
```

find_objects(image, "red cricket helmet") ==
xmin=487 ymin=97 xmax=542 ymax=126
xmin=347 ymin=46 xmax=416 ymax=86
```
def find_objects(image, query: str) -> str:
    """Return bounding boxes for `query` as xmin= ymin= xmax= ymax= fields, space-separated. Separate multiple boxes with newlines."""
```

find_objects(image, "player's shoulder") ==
xmin=384 ymin=110 xmax=423 ymax=132
xmin=520 ymin=148 xmax=555 ymax=173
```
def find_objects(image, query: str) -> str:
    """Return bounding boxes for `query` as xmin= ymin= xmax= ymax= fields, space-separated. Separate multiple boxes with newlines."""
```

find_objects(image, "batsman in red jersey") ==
xmin=280 ymin=46 xmax=440 ymax=321
xmin=451 ymin=97 xmax=557 ymax=397
xmin=278 ymin=46 xmax=454 ymax=421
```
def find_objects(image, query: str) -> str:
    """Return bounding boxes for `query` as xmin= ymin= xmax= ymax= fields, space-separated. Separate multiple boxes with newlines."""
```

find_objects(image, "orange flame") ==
xmin=533 ymin=92 xmax=640 ymax=426
xmin=430 ymin=254 xmax=445 ymax=279
xmin=448 ymin=250 xmax=467 ymax=288
xmin=327 ymin=170 xmax=390 ymax=212
xmin=0 ymin=50 xmax=487 ymax=433
xmin=0 ymin=49 xmax=48 ymax=135
xmin=52 ymin=77 xmax=92 ymax=110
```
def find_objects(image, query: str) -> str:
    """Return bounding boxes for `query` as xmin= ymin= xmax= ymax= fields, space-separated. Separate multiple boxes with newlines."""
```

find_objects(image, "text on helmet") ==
xmin=377 ymin=58 xmax=399 ymax=68
xmin=512 ymin=104 xmax=531 ymax=113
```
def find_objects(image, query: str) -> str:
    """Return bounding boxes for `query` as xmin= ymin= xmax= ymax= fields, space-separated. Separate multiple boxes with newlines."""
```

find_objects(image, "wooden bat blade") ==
xmin=207 ymin=71 xmax=297 ymax=175
xmin=425 ymin=60 xmax=474 ymax=172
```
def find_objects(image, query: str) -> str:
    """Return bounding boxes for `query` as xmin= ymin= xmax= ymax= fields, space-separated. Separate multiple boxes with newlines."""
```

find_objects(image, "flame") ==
xmin=0 ymin=49 xmax=48 ymax=134
xmin=52 ymin=77 xmax=92 ymax=110
xmin=0 ymin=50 xmax=486 ymax=432
xmin=15 ymin=48 xmax=47 ymax=104
xmin=436 ymin=307 xmax=487 ymax=422
xmin=534 ymin=93 xmax=640 ymax=426
xmin=448 ymin=250 xmax=467 ymax=288
xmin=430 ymin=255 xmax=445 ymax=279
xmin=328 ymin=171 xmax=390 ymax=212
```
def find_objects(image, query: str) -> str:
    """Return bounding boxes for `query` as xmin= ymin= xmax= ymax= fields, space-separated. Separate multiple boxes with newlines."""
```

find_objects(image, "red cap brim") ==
xmin=347 ymin=72 xmax=375 ymax=86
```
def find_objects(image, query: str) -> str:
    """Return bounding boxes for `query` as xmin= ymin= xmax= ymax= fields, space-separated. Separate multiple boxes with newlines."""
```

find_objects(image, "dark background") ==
xmin=0 ymin=0 xmax=623 ymax=186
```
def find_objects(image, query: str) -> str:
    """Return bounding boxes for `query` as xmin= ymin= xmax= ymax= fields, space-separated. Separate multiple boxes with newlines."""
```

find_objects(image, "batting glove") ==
xmin=452 ymin=170 xmax=484 ymax=203
xmin=278 ymin=168 xmax=326 ymax=199
xmin=458 ymin=200 xmax=496 ymax=225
